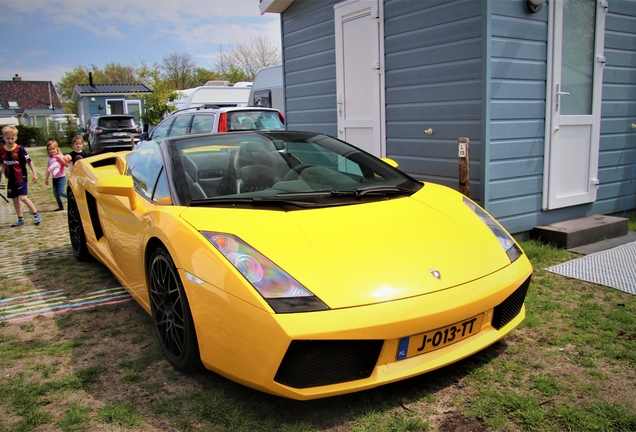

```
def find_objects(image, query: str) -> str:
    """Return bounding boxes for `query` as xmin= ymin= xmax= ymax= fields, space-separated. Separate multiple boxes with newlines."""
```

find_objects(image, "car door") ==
xmin=98 ymin=143 xmax=166 ymax=305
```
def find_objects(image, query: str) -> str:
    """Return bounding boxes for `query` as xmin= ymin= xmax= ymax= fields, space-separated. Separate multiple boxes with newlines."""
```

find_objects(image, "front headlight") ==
xmin=202 ymin=232 xmax=329 ymax=313
xmin=463 ymin=197 xmax=523 ymax=262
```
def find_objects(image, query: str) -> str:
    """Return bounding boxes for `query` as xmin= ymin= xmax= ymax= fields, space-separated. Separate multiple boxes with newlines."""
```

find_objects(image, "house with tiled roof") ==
xmin=71 ymin=73 xmax=152 ymax=128
xmin=0 ymin=74 xmax=66 ymax=127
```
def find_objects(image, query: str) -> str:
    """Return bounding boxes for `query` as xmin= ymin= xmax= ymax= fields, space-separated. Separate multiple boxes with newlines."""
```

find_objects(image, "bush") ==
xmin=16 ymin=125 xmax=48 ymax=147
xmin=48 ymin=124 xmax=80 ymax=148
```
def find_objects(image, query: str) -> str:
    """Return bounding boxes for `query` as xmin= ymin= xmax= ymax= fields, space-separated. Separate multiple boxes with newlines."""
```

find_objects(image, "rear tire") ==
xmin=67 ymin=189 xmax=92 ymax=261
xmin=148 ymin=247 xmax=202 ymax=371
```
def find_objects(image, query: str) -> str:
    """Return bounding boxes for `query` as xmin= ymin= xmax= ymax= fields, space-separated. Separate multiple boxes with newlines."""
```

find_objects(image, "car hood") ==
xmin=180 ymin=184 xmax=515 ymax=309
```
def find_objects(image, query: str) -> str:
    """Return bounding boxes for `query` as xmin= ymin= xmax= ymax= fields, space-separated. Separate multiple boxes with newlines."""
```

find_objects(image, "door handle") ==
xmin=555 ymin=84 xmax=570 ymax=111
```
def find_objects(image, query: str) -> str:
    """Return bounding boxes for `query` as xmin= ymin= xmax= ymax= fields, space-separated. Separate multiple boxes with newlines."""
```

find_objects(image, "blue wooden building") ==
xmin=260 ymin=0 xmax=636 ymax=234
xmin=72 ymin=77 xmax=152 ymax=130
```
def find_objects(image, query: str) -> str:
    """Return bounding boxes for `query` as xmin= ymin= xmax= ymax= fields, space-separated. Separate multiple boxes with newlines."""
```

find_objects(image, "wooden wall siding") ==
xmin=593 ymin=0 xmax=636 ymax=217
xmin=486 ymin=1 xmax=548 ymax=233
xmin=491 ymin=0 xmax=636 ymax=234
xmin=282 ymin=0 xmax=339 ymax=135
xmin=278 ymin=0 xmax=634 ymax=234
xmin=384 ymin=0 xmax=483 ymax=194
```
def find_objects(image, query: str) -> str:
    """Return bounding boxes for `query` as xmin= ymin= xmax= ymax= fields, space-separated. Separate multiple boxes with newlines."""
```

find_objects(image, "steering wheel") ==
xmin=282 ymin=164 xmax=315 ymax=181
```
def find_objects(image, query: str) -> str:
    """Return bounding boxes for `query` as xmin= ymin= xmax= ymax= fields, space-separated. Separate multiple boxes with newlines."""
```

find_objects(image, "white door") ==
xmin=334 ymin=0 xmax=384 ymax=157
xmin=126 ymin=100 xmax=142 ymax=124
xmin=543 ymin=0 xmax=607 ymax=210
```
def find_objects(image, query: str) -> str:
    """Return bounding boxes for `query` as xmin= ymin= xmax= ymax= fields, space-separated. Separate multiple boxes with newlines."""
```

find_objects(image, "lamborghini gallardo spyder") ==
xmin=66 ymin=130 xmax=532 ymax=400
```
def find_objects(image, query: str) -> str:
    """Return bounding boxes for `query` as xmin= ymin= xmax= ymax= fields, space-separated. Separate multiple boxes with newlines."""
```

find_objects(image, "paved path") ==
xmin=0 ymin=162 xmax=73 ymax=280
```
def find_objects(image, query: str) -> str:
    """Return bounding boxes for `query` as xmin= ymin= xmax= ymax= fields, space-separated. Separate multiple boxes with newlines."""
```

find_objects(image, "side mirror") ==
xmin=139 ymin=132 xmax=149 ymax=141
xmin=381 ymin=157 xmax=399 ymax=168
xmin=96 ymin=175 xmax=137 ymax=210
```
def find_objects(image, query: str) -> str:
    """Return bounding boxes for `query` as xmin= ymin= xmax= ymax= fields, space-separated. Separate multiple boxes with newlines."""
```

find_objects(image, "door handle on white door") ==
xmin=555 ymin=84 xmax=570 ymax=111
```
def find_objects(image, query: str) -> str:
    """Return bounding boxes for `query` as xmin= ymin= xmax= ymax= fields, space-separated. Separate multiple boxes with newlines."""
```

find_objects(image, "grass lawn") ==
xmin=1 ymin=146 xmax=635 ymax=431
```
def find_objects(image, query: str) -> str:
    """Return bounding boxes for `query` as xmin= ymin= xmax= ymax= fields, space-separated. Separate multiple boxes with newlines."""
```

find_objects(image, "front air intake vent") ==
xmin=274 ymin=340 xmax=383 ymax=389
xmin=492 ymin=276 xmax=531 ymax=330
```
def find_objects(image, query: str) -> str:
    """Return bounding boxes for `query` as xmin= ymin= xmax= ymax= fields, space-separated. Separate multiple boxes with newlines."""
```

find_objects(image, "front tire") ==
xmin=148 ymin=247 xmax=202 ymax=371
xmin=67 ymin=189 xmax=91 ymax=261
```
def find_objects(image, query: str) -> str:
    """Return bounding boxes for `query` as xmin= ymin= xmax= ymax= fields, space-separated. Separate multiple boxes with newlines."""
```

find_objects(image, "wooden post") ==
xmin=458 ymin=137 xmax=470 ymax=197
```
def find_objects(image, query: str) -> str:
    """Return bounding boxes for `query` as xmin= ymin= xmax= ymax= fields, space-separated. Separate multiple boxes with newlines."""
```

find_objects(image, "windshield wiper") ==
xmin=192 ymin=196 xmax=317 ymax=208
xmin=275 ymin=186 xmax=413 ymax=198
xmin=275 ymin=189 xmax=334 ymax=198
xmin=330 ymin=185 xmax=414 ymax=197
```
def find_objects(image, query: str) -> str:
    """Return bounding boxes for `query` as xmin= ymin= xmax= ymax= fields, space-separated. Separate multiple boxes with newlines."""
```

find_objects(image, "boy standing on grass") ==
xmin=0 ymin=125 xmax=41 ymax=227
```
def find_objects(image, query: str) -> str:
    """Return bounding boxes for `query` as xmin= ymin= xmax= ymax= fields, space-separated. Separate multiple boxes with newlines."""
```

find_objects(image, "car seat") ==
xmin=240 ymin=117 xmax=256 ymax=130
xmin=182 ymin=154 xmax=207 ymax=199
xmin=234 ymin=141 xmax=281 ymax=193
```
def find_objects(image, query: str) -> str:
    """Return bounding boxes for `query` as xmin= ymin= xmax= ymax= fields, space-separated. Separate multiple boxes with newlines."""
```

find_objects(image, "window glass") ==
xmin=126 ymin=140 xmax=164 ymax=200
xmin=561 ymin=0 xmax=595 ymax=115
xmin=228 ymin=111 xmax=284 ymax=131
xmin=171 ymin=132 xmax=421 ymax=203
xmin=191 ymin=114 xmax=215 ymax=134
xmin=170 ymin=115 xmax=193 ymax=136
xmin=152 ymin=169 xmax=172 ymax=204
xmin=151 ymin=117 xmax=174 ymax=139
xmin=99 ymin=117 xmax=135 ymax=128
xmin=253 ymin=111 xmax=285 ymax=130
xmin=253 ymin=90 xmax=271 ymax=108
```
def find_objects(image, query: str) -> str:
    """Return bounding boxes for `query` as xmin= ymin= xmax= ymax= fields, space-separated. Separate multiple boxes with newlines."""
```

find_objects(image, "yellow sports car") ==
xmin=67 ymin=130 xmax=532 ymax=400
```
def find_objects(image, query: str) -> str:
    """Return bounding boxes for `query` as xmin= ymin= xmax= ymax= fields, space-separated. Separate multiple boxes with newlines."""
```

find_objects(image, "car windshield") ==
xmin=227 ymin=111 xmax=285 ymax=131
xmin=99 ymin=117 xmax=136 ymax=128
xmin=168 ymin=131 xmax=423 ymax=207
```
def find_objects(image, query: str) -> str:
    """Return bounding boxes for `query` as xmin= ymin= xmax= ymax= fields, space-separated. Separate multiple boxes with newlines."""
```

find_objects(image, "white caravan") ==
xmin=0 ymin=116 xmax=19 ymax=126
xmin=248 ymin=65 xmax=284 ymax=115
xmin=174 ymin=82 xmax=252 ymax=111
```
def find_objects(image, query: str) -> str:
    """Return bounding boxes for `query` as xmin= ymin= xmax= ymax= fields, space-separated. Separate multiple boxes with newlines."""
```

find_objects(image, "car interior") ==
xmin=179 ymin=139 xmax=296 ymax=199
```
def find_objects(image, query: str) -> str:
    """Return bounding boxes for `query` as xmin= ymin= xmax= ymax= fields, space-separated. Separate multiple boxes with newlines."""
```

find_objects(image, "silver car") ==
xmin=142 ymin=106 xmax=285 ymax=142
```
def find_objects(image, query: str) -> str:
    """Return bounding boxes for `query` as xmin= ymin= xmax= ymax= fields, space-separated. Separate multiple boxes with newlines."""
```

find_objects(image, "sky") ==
xmin=0 ymin=0 xmax=282 ymax=85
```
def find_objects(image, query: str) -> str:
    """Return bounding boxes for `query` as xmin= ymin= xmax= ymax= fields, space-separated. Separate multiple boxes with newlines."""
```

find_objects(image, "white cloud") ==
xmin=0 ymin=0 xmax=282 ymax=83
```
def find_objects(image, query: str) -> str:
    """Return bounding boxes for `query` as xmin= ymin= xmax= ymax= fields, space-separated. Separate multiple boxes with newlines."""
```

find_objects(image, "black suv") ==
xmin=86 ymin=115 xmax=142 ymax=155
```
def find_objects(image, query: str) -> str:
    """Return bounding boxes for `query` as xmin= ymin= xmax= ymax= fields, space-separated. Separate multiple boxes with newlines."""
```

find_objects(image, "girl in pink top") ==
xmin=44 ymin=140 xmax=70 ymax=211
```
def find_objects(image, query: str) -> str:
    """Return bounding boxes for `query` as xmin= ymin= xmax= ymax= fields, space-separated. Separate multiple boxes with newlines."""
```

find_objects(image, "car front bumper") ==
xmin=183 ymin=255 xmax=533 ymax=400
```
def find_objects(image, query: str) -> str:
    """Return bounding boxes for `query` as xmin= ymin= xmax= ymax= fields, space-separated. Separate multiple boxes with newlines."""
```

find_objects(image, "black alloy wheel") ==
xmin=148 ymin=247 xmax=202 ymax=371
xmin=67 ymin=189 xmax=91 ymax=261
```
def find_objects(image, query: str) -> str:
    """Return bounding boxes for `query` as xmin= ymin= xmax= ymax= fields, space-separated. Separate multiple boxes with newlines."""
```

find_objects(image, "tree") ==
xmin=136 ymin=64 xmax=180 ymax=126
xmin=193 ymin=67 xmax=222 ymax=86
xmin=56 ymin=65 xmax=92 ymax=113
xmin=215 ymin=35 xmax=281 ymax=81
xmin=161 ymin=52 xmax=198 ymax=90
xmin=96 ymin=62 xmax=139 ymax=84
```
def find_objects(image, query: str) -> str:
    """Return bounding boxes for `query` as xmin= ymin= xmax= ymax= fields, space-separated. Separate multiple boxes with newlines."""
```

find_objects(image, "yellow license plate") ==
xmin=397 ymin=313 xmax=484 ymax=360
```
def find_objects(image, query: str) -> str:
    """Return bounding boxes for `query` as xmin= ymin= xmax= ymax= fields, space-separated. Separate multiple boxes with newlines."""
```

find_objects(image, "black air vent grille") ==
xmin=492 ymin=276 xmax=531 ymax=330
xmin=274 ymin=340 xmax=383 ymax=389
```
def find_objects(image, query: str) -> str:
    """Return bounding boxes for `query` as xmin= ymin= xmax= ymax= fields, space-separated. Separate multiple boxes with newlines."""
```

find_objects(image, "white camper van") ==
xmin=173 ymin=82 xmax=252 ymax=111
xmin=0 ymin=116 xmax=19 ymax=127
xmin=248 ymin=65 xmax=284 ymax=115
